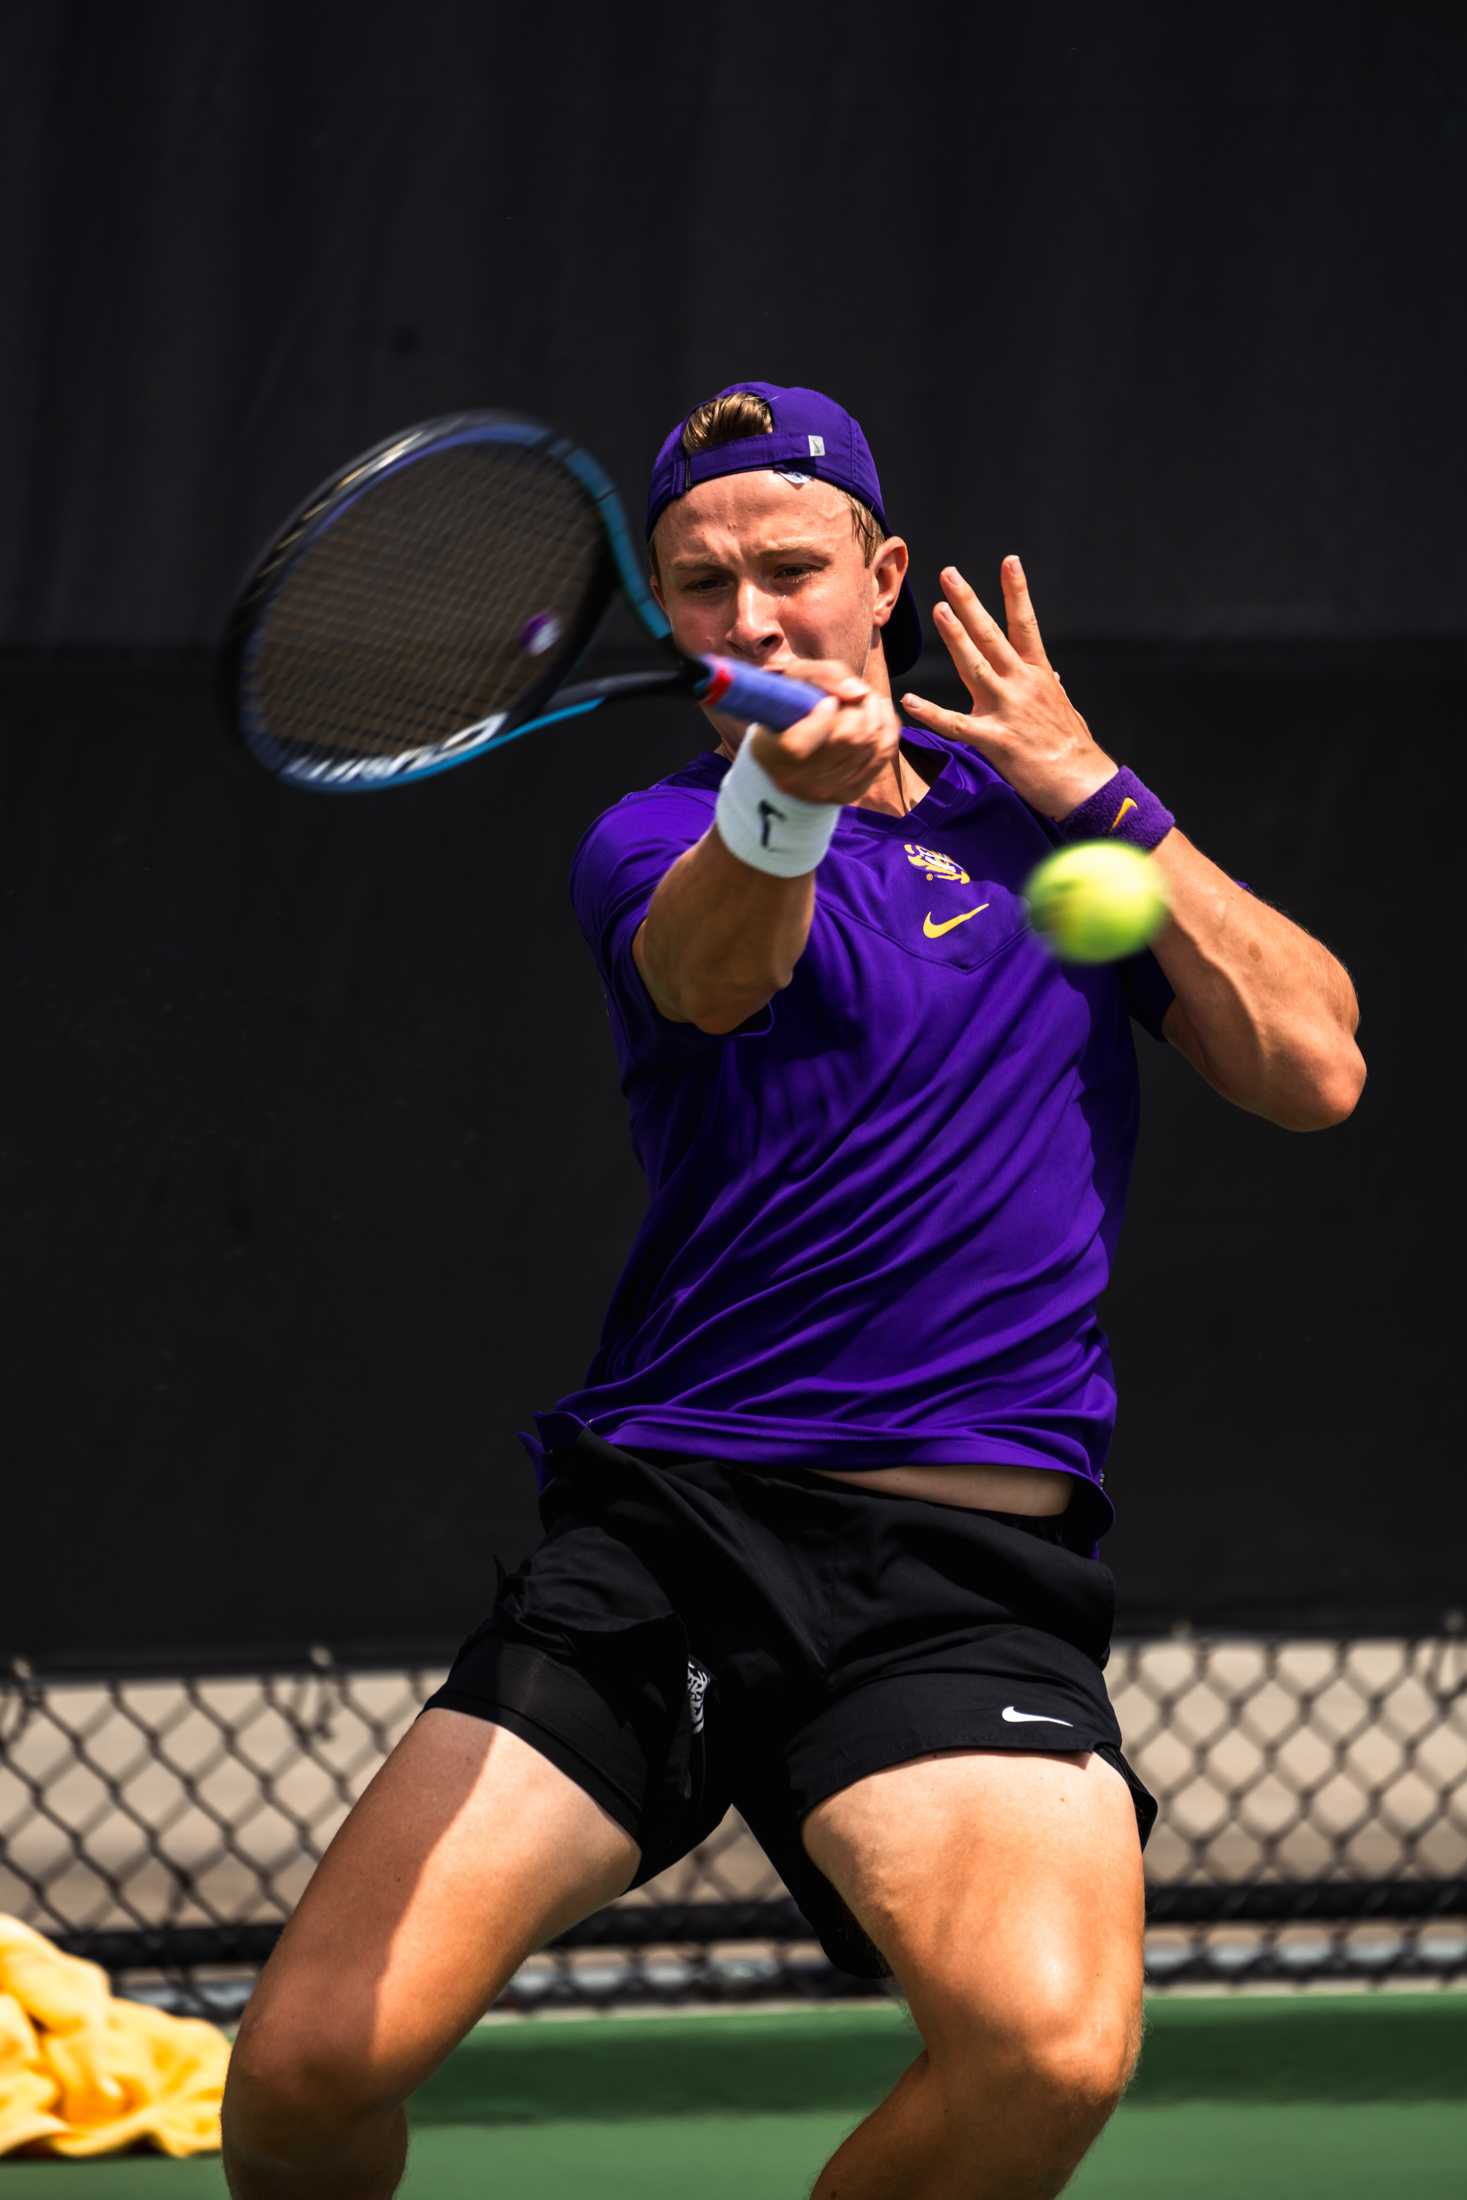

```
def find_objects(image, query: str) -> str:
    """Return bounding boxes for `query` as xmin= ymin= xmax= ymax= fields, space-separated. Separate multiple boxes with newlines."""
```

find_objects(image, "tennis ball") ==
xmin=1023 ymin=840 xmax=1170 ymax=963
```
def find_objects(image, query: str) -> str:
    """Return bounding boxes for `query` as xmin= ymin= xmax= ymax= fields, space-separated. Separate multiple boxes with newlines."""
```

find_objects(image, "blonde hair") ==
xmin=649 ymin=390 xmax=886 ymax=579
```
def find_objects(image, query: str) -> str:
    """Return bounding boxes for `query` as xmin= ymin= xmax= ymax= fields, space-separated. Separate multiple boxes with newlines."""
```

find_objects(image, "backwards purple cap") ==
xmin=645 ymin=380 xmax=923 ymax=676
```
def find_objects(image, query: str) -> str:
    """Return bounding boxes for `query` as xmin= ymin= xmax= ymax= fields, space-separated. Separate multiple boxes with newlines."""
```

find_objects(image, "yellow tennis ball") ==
xmin=1023 ymin=840 xmax=1170 ymax=963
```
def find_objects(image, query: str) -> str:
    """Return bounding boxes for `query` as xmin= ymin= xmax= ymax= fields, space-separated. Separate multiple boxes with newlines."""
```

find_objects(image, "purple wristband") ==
xmin=1058 ymin=767 xmax=1175 ymax=851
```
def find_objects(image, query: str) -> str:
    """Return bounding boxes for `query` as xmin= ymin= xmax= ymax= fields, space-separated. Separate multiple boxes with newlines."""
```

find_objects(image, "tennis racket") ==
xmin=219 ymin=410 xmax=830 ymax=793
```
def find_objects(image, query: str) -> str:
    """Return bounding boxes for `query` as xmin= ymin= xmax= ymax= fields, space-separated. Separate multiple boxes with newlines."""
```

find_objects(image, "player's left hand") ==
xmin=901 ymin=558 xmax=1120 ymax=821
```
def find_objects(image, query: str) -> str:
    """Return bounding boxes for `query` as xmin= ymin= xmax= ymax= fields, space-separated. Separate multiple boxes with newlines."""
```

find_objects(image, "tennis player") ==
xmin=223 ymin=385 xmax=1366 ymax=2200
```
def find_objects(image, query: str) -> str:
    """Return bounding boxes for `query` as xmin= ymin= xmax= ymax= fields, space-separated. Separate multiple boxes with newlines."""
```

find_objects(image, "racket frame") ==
xmin=221 ymin=412 xmax=683 ymax=792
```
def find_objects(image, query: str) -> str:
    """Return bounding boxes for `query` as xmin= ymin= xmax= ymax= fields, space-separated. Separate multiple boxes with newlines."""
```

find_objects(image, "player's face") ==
xmin=650 ymin=472 xmax=906 ymax=743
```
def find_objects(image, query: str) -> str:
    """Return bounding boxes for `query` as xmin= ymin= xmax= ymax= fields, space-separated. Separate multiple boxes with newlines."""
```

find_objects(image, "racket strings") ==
xmin=252 ymin=446 xmax=611 ymax=760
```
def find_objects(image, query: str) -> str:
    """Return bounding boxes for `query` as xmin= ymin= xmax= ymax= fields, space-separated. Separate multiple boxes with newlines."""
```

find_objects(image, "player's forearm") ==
xmin=1149 ymin=827 xmax=1365 ymax=1128
xmin=639 ymin=827 xmax=816 ymax=1030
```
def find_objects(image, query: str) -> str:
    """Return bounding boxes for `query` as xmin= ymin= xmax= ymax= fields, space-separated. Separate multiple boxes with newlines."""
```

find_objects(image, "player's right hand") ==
xmin=743 ymin=659 xmax=903 ymax=808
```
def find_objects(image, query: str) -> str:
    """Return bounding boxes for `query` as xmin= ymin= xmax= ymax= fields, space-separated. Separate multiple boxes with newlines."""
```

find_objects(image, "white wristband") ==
xmin=714 ymin=731 xmax=840 ymax=878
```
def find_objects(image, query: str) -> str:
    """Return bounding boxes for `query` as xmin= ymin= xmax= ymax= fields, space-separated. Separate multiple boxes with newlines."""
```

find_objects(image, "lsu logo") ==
xmin=904 ymin=842 xmax=970 ymax=885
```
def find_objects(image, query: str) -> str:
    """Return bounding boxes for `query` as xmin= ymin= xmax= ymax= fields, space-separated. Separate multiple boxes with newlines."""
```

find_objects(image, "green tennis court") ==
xmin=2 ymin=1992 xmax=1462 ymax=2195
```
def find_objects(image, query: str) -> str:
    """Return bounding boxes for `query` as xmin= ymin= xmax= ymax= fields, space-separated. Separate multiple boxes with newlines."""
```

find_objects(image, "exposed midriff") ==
xmin=805 ymin=1460 xmax=1073 ymax=1515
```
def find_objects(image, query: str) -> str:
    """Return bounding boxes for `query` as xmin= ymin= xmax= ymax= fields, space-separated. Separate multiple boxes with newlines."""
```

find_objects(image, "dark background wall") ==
xmin=5 ymin=5 xmax=1460 ymax=648
xmin=3 ymin=4 xmax=1461 ymax=1660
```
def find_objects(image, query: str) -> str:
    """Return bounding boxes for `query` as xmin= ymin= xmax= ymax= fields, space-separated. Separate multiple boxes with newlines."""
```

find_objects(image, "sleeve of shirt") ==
xmin=568 ymin=788 xmax=776 ymax=1055
xmin=1120 ymin=877 xmax=1256 ymax=1044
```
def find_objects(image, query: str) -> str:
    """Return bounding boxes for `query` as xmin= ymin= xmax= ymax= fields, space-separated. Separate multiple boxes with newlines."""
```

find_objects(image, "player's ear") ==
xmin=871 ymin=534 xmax=909 ymax=629
xmin=647 ymin=521 xmax=669 ymax=616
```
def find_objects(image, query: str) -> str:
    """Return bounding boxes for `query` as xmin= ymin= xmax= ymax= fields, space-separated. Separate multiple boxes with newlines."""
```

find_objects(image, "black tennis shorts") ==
xmin=420 ymin=1430 xmax=1158 ymax=1980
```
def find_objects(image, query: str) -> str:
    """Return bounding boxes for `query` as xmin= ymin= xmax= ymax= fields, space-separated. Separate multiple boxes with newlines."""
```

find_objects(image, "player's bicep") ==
xmin=1163 ymin=994 xmax=1237 ymax=1103
xmin=632 ymin=917 xmax=691 ymax=1025
xmin=1152 ymin=877 xmax=1259 ymax=1077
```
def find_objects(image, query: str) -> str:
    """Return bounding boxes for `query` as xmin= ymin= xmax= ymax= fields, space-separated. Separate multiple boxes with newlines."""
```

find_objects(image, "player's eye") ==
xmin=679 ymin=565 xmax=816 ymax=594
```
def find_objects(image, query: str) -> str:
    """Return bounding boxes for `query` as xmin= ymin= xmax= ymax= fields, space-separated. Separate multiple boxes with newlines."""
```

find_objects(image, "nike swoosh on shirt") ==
xmin=923 ymin=903 xmax=990 ymax=938
xmin=1001 ymin=1707 xmax=1075 ymax=1726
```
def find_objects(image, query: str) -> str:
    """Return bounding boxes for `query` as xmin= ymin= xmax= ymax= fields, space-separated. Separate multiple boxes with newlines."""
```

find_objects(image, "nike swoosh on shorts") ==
xmin=1001 ymin=1706 xmax=1074 ymax=1725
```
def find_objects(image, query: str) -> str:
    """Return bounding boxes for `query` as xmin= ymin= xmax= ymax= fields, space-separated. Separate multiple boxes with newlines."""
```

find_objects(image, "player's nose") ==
xmin=725 ymin=580 xmax=782 ymax=657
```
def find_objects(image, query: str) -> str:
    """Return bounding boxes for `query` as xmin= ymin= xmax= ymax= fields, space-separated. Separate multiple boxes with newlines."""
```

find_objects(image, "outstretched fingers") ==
xmin=998 ymin=555 xmax=1053 ymax=669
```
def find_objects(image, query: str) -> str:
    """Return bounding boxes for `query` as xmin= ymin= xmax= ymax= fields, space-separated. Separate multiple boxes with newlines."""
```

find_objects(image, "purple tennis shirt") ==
xmin=519 ymin=723 xmax=1181 ymax=1547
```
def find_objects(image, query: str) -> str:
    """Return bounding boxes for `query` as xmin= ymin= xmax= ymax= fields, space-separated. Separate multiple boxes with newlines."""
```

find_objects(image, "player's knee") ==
xmin=931 ymin=1970 xmax=1139 ymax=2130
xmin=224 ymin=2007 xmax=398 ymax=2151
xmin=1020 ymin=2008 xmax=1138 ymax=2123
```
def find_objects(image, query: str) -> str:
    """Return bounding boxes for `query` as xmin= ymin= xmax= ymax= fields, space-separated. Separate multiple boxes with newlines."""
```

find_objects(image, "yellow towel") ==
xmin=0 ymin=1916 xmax=231 ymax=2158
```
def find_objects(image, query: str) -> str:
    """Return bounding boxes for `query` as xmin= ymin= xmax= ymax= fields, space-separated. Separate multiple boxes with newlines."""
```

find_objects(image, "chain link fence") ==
xmin=3 ymin=1632 xmax=1464 ymax=2019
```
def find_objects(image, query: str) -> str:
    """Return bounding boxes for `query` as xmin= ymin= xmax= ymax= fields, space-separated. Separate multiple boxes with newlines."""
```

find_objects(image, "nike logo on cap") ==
xmin=1002 ymin=1707 xmax=1074 ymax=1726
xmin=923 ymin=903 xmax=990 ymax=938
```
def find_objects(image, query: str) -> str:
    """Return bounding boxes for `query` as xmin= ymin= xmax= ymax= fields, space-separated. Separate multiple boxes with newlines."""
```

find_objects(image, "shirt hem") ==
xmin=518 ymin=1408 xmax=1115 ymax=1534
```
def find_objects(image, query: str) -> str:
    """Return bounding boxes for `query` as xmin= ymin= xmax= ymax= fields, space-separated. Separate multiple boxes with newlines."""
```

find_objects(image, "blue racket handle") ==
xmin=695 ymin=657 xmax=832 ymax=732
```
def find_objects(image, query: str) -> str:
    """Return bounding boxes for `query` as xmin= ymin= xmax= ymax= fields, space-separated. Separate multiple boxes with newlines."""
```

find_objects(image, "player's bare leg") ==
xmin=803 ymin=1749 xmax=1144 ymax=2199
xmin=222 ymin=1708 xmax=640 ymax=2199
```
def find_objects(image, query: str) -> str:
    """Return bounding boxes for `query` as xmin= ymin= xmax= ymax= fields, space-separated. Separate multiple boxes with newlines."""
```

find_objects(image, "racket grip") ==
xmin=696 ymin=657 xmax=832 ymax=733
